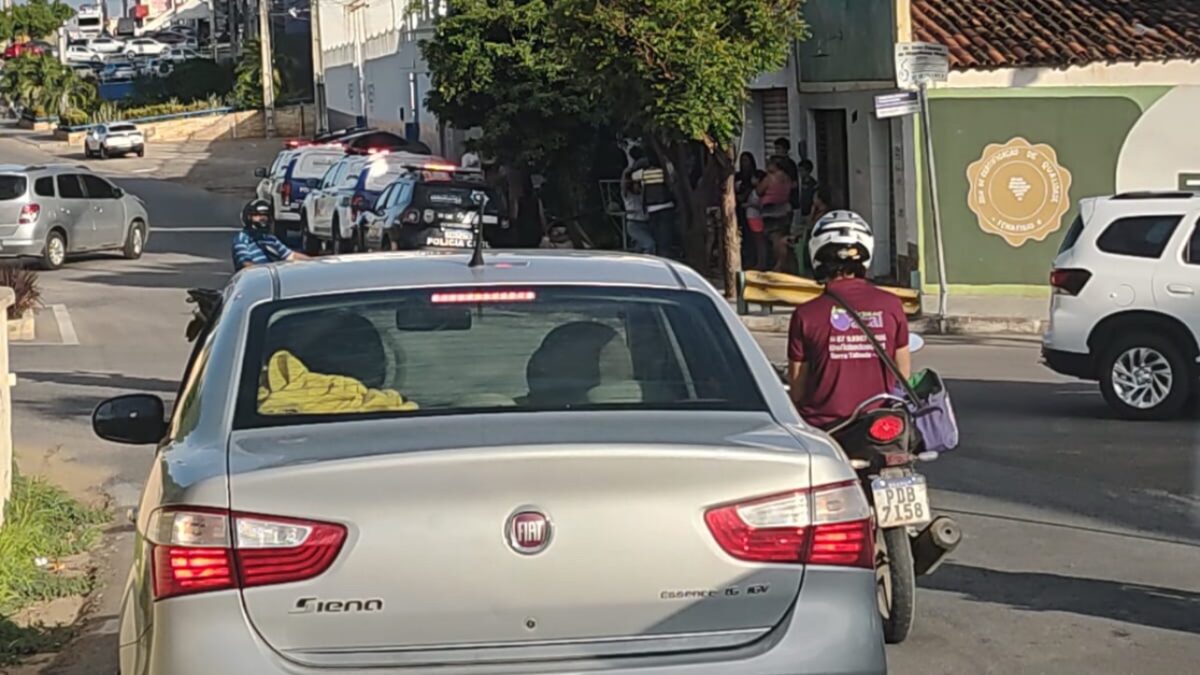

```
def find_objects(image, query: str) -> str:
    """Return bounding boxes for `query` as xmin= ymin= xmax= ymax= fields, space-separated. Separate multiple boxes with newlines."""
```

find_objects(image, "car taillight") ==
xmin=281 ymin=182 xmax=292 ymax=205
xmin=704 ymin=481 xmax=873 ymax=568
xmin=1050 ymin=268 xmax=1091 ymax=296
xmin=148 ymin=508 xmax=346 ymax=600
xmin=18 ymin=204 xmax=40 ymax=225
xmin=351 ymin=194 xmax=365 ymax=217
xmin=868 ymin=415 xmax=905 ymax=443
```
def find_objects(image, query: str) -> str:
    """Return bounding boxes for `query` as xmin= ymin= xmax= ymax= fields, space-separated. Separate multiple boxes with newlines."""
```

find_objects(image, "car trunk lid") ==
xmin=228 ymin=412 xmax=812 ymax=667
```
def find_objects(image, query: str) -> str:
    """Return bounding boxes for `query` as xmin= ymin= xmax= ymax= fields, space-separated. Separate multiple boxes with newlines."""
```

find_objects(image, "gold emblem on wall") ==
xmin=965 ymin=137 xmax=1072 ymax=247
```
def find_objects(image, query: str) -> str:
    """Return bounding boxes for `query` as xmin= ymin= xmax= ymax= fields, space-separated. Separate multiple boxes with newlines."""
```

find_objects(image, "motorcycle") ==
xmin=776 ymin=333 xmax=961 ymax=644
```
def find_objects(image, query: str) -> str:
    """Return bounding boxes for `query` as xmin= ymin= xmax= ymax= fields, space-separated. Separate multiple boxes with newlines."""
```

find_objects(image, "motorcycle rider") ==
xmin=232 ymin=199 xmax=310 ymax=270
xmin=786 ymin=210 xmax=910 ymax=428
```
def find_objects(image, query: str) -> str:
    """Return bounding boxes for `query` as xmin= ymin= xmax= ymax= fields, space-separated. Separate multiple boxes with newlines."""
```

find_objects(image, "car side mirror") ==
xmin=254 ymin=167 xmax=268 ymax=178
xmin=112 ymin=187 xmax=124 ymax=198
xmin=93 ymin=394 xmax=167 ymax=445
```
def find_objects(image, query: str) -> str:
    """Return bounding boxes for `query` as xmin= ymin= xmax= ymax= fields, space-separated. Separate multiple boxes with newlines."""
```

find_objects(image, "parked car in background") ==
xmin=70 ymin=63 xmax=99 ymax=80
xmin=264 ymin=147 xmax=344 ymax=235
xmin=138 ymin=58 xmax=173 ymax=78
xmin=92 ymin=250 xmax=885 ymax=675
xmin=358 ymin=168 xmax=504 ymax=252
xmin=85 ymin=123 xmax=146 ymax=159
xmin=163 ymin=46 xmax=202 ymax=62
xmin=99 ymin=60 xmax=138 ymax=82
xmin=339 ymin=129 xmax=433 ymax=155
xmin=87 ymin=36 xmax=125 ymax=54
xmin=0 ymin=164 xmax=149 ymax=269
xmin=30 ymin=40 xmax=57 ymax=58
xmin=1042 ymin=191 xmax=1200 ymax=420
xmin=152 ymin=31 xmax=198 ymax=49
xmin=125 ymin=37 xmax=168 ymax=56
xmin=301 ymin=153 xmax=441 ymax=253
xmin=65 ymin=44 xmax=102 ymax=63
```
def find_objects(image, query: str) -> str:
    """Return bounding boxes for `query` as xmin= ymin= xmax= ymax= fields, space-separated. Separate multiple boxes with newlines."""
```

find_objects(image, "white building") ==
xmin=315 ymin=0 xmax=462 ymax=156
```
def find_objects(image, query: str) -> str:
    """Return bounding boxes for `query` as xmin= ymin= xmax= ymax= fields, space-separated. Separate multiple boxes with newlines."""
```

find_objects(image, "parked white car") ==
xmin=84 ymin=123 xmax=146 ymax=159
xmin=87 ymin=36 xmax=125 ymax=54
xmin=1042 ymin=191 xmax=1200 ymax=419
xmin=64 ymin=44 xmax=101 ymax=63
xmin=260 ymin=147 xmax=344 ymax=233
xmin=164 ymin=46 xmax=202 ymax=62
xmin=125 ymin=38 xmax=168 ymax=56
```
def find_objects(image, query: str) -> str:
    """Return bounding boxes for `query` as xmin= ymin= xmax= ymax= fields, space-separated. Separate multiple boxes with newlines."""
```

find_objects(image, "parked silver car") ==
xmin=93 ymin=251 xmax=885 ymax=675
xmin=0 ymin=164 xmax=149 ymax=269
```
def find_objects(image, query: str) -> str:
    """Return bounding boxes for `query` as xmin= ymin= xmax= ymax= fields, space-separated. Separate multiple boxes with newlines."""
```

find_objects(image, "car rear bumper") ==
xmin=1041 ymin=347 xmax=1094 ymax=380
xmin=128 ymin=568 xmax=884 ymax=675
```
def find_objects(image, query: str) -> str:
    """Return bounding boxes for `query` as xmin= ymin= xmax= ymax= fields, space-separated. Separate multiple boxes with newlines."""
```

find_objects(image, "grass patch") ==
xmin=0 ymin=475 xmax=108 ymax=664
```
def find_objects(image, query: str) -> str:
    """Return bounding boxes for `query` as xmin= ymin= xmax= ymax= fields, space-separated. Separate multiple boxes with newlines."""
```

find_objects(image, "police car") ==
xmin=355 ymin=163 xmax=505 ymax=252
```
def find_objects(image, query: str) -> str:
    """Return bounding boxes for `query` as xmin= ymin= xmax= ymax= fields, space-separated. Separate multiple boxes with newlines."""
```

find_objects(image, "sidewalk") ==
xmin=736 ymin=292 xmax=1048 ymax=336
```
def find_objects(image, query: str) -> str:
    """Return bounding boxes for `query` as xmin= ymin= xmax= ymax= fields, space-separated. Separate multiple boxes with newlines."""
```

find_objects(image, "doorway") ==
xmin=812 ymin=109 xmax=849 ymax=211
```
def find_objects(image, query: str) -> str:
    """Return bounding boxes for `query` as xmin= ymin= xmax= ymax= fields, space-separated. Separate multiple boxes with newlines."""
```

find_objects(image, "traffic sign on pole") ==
xmin=895 ymin=42 xmax=949 ymax=90
xmin=875 ymin=91 xmax=920 ymax=119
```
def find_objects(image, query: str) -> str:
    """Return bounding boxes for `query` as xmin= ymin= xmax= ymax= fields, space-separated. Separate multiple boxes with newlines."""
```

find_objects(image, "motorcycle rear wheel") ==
xmin=876 ymin=526 xmax=916 ymax=644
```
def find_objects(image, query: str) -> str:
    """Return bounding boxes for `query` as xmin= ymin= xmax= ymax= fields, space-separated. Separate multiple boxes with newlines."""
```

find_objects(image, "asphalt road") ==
xmin=2 ymin=132 xmax=1198 ymax=674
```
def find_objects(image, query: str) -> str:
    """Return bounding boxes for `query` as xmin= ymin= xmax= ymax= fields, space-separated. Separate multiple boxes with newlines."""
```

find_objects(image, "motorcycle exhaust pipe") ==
xmin=912 ymin=516 xmax=962 ymax=576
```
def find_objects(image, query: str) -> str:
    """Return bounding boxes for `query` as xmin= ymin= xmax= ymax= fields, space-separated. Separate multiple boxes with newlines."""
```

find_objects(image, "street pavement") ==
xmin=1 ymin=132 xmax=1198 ymax=674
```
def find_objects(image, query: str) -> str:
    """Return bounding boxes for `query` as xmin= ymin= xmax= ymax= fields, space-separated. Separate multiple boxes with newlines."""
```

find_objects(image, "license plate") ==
xmin=871 ymin=474 xmax=931 ymax=528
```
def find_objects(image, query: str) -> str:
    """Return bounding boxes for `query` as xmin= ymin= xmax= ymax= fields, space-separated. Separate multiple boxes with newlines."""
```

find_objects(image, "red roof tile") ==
xmin=912 ymin=0 xmax=1200 ymax=70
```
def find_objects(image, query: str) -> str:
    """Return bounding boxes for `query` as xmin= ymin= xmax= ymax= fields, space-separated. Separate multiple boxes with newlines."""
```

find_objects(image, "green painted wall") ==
xmin=919 ymin=88 xmax=1168 ymax=286
xmin=797 ymin=0 xmax=894 ymax=83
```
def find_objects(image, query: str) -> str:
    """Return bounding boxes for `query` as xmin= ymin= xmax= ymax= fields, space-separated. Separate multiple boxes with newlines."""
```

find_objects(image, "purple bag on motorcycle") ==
xmin=893 ymin=368 xmax=959 ymax=453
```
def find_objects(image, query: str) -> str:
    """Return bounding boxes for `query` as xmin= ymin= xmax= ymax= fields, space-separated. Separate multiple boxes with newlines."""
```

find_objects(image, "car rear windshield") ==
xmin=292 ymin=153 xmax=341 ymax=179
xmin=0 ymin=176 xmax=27 ymax=201
xmin=109 ymin=124 xmax=136 ymax=132
xmin=236 ymin=286 xmax=765 ymax=428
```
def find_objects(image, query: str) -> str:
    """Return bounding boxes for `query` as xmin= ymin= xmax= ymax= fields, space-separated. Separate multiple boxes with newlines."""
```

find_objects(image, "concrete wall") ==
xmin=55 ymin=105 xmax=317 ymax=145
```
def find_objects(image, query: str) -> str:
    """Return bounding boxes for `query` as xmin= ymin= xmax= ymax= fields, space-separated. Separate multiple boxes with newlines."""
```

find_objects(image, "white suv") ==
xmin=1043 ymin=191 xmax=1200 ymax=420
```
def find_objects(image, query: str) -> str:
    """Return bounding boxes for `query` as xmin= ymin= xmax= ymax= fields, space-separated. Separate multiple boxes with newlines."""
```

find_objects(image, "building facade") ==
xmin=911 ymin=0 xmax=1200 ymax=294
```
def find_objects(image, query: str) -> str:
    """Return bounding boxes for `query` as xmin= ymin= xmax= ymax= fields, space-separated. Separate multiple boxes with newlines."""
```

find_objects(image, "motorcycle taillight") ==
xmin=868 ymin=415 xmax=906 ymax=443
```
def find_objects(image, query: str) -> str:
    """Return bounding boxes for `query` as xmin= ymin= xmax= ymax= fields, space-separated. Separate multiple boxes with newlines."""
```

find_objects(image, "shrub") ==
xmin=0 ymin=264 xmax=42 ymax=320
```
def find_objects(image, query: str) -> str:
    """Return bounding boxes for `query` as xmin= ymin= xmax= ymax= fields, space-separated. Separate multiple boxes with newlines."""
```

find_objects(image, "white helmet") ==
xmin=808 ymin=210 xmax=874 ymax=273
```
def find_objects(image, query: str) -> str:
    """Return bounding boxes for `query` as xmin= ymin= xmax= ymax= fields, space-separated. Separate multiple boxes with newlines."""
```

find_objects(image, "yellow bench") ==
xmin=736 ymin=271 xmax=921 ymax=317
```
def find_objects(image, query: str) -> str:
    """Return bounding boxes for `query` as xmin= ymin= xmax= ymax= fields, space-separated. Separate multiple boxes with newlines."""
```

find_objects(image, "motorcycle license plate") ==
xmin=871 ymin=474 xmax=931 ymax=529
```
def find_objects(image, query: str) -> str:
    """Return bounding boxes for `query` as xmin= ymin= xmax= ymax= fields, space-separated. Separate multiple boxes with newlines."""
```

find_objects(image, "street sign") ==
xmin=895 ymin=42 xmax=949 ymax=90
xmin=875 ymin=91 xmax=920 ymax=119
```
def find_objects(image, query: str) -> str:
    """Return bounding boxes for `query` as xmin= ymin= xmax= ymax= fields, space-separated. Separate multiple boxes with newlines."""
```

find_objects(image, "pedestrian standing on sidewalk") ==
xmin=758 ymin=157 xmax=795 ymax=272
xmin=622 ymin=147 xmax=656 ymax=254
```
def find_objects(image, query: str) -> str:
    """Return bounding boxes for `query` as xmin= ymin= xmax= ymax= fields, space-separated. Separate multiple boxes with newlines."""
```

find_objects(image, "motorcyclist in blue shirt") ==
xmin=232 ymin=199 xmax=310 ymax=270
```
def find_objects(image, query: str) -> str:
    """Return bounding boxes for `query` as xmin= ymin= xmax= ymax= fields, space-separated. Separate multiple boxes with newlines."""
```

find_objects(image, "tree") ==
xmin=423 ymin=0 xmax=601 ymax=171
xmin=557 ymin=0 xmax=806 ymax=286
xmin=0 ymin=54 xmax=95 ymax=119
xmin=0 ymin=0 xmax=74 ymax=41
xmin=233 ymin=38 xmax=282 ymax=109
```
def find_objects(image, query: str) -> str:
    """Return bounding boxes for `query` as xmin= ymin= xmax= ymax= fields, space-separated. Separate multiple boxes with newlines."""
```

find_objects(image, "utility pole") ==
xmin=258 ymin=0 xmax=276 ymax=136
xmin=310 ymin=0 xmax=328 ymax=133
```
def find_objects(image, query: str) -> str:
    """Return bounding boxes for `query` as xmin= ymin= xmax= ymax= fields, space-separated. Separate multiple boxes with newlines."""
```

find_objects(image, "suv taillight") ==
xmin=281 ymin=182 xmax=292 ymax=205
xmin=148 ymin=508 xmax=346 ymax=600
xmin=18 ymin=204 xmax=40 ymax=225
xmin=350 ymin=194 xmax=365 ymax=217
xmin=1050 ymin=268 xmax=1092 ymax=296
xmin=704 ymin=481 xmax=873 ymax=568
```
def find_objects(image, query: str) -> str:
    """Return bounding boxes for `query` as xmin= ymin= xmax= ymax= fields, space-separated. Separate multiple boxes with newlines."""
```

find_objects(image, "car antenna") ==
xmin=469 ymin=190 xmax=488 ymax=268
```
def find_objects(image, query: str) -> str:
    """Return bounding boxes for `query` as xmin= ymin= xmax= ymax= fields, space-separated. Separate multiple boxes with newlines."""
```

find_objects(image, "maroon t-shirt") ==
xmin=787 ymin=278 xmax=909 ymax=428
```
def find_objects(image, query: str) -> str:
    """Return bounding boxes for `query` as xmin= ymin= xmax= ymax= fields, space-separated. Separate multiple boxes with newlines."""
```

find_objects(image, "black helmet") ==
xmin=242 ymin=199 xmax=272 ymax=230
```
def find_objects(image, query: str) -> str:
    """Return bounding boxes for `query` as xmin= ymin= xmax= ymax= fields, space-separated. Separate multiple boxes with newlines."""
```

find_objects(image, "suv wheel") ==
xmin=300 ymin=213 xmax=322 ymax=256
xmin=41 ymin=230 xmax=67 ymax=270
xmin=1099 ymin=333 xmax=1192 ymax=420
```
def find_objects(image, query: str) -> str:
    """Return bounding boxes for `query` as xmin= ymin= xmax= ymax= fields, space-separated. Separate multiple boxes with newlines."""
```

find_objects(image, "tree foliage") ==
xmin=233 ymin=38 xmax=282 ymax=109
xmin=422 ymin=0 xmax=807 ymax=275
xmin=422 ymin=0 xmax=599 ymax=170
xmin=0 ymin=0 xmax=74 ymax=41
xmin=0 ymin=54 xmax=95 ymax=119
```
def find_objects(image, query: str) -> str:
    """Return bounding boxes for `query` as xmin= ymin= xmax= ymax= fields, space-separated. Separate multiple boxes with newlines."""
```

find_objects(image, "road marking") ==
xmin=155 ymin=227 xmax=241 ymax=233
xmin=51 ymin=304 xmax=79 ymax=346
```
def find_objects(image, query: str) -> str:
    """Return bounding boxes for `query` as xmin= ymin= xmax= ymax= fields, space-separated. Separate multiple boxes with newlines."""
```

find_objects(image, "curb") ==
xmin=739 ymin=313 xmax=1046 ymax=336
